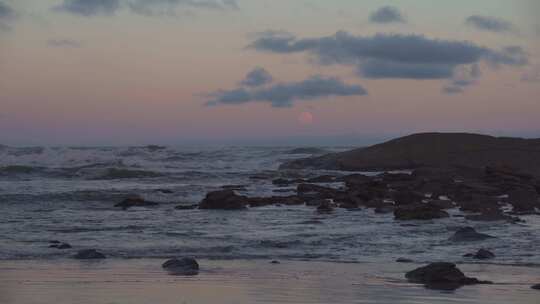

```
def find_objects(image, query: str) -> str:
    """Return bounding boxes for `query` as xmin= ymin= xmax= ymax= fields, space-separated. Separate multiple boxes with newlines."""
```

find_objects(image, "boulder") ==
xmin=162 ymin=257 xmax=199 ymax=275
xmin=508 ymin=189 xmax=540 ymax=213
xmin=464 ymin=249 xmax=495 ymax=260
xmin=394 ymin=204 xmax=449 ymax=220
xmin=198 ymin=190 xmax=247 ymax=210
xmin=174 ymin=204 xmax=198 ymax=210
xmin=396 ymin=258 xmax=413 ymax=263
xmin=392 ymin=189 xmax=424 ymax=205
xmin=115 ymin=197 xmax=159 ymax=210
xmin=73 ymin=249 xmax=106 ymax=259
xmin=449 ymin=227 xmax=495 ymax=242
xmin=405 ymin=262 xmax=492 ymax=290
xmin=531 ymin=284 xmax=540 ymax=290
xmin=316 ymin=199 xmax=334 ymax=213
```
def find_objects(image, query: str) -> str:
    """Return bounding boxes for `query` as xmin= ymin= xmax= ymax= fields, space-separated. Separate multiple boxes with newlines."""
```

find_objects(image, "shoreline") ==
xmin=1 ymin=259 xmax=538 ymax=304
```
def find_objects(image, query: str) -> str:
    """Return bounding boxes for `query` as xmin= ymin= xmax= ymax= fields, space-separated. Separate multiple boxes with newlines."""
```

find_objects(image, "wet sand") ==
xmin=0 ymin=259 xmax=538 ymax=304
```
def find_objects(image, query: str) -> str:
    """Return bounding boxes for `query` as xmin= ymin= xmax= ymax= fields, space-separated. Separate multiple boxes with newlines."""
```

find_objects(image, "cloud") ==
xmin=240 ymin=67 xmax=273 ymax=87
xmin=47 ymin=39 xmax=83 ymax=48
xmin=53 ymin=0 xmax=120 ymax=17
xmin=442 ymin=63 xmax=481 ymax=94
xmin=128 ymin=0 xmax=238 ymax=16
xmin=465 ymin=15 xmax=516 ymax=33
xmin=0 ymin=1 xmax=16 ymax=31
xmin=207 ymin=74 xmax=367 ymax=108
xmin=369 ymin=6 xmax=406 ymax=24
xmin=249 ymin=31 xmax=528 ymax=80
xmin=442 ymin=86 xmax=464 ymax=95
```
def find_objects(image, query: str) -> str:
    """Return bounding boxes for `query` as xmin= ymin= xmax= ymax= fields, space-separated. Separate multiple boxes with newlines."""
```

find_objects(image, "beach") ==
xmin=1 ymin=259 xmax=538 ymax=304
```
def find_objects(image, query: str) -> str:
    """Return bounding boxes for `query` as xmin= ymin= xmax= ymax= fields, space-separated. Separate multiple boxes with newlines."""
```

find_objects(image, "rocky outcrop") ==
xmin=449 ymin=227 xmax=495 ymax=242
xmin=198 ymin=190 xmax=247 ymax=210
xmin=405 ymin=262 xmax=492 ymax=290
xmin=115 ymin=196 xmax=159 ymax=210
xmin=280 ymin=133 xmax=540 ymax=176
xmin=162 ymin=257 xmax=199 ymax=275
xmin=73 ymin=249 xmax=106 ymax=259
xmin=49 ymin=242 xmax=72 ymax=249
xmin=394 ymin=204 xmax=449 ymax=220
xmin=464 ymin=249 xmax=495 ymax=259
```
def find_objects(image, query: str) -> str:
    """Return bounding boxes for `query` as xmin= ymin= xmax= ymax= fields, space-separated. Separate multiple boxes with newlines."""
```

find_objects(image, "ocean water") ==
xmin=0 ymin=145 xmax=539 ymax=265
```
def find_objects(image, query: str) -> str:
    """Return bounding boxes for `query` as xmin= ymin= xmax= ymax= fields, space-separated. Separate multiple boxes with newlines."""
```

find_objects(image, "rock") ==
xmin=394 ymin=204 xmax=449 ymax=220
xmin=508 ymin=189 xmax=540 ymax=213
xmin=306 ymin=175 xmax=336 ymax=183
xmin=155 ymin=188 xmax=174 ymax=194
xmin=50 ymin=242 xmax=72 ymax=249
xmin=464 ymin=249 xmax=495 ymax=260
xmin=272 ymin=178 xmax=293 ymax=186
xmin=174 ymin=204 xmax=198 ymax=210
xmin=464 ymin=211 xmax=522 ymax=223
xmin=396 ymin=258 xmax=413 ymax=263
xmin=531 ymin=284 xmax=540 ymax=290
xmin=405 ymin=262 xmax=492 ymax=290
xmin=221 ymin=185 xmax=247 ymax=191
xmin=449 ymin=227 xmax=495 ymax=242
xmin=247 ymin=195 xmax=303 ymax=207
xmin=270 ymin=260 xmax=280 ymax=264
xmin=393 ymin=189 xmax=424 ymax=205
xmin=115 ymin=196 xmax=159 ymax=210
xmin=428 ymin=199 xmax=455 ymax=209
xmin=198 ymin=190 xmax=247 ymax=210
xmin=73 ymin=249 xmax=106 ymax=259
xmin=49 ymin=240 xmax=61 ymax=244
xmin=162 ymin=257 xmax=199 ymax=275
xmin=374 ymin=204 xmax=395 ymax=214
xmin=316 ymin=199 xmax=334 ymax=213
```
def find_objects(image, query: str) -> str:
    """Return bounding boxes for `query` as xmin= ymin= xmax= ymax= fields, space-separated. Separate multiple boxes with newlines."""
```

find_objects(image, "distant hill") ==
xmin=280 ymin=133 xmax=540 ymax=176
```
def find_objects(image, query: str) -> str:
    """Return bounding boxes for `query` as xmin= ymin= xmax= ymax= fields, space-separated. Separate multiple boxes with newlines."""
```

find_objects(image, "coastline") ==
xmin=1 ymin=259 xmax=538 ymax=304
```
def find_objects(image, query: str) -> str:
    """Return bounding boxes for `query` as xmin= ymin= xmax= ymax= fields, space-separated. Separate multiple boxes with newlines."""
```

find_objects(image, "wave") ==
xmin=91 ymin=168 xmax=163 ymax=180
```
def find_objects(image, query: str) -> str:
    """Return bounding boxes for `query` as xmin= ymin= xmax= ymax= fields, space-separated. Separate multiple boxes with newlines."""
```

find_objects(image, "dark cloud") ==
xmin=249 ymin=31 xmax=528 ymax=80
xmin=0 ymin=1 xmax=16 ymax=31
xmin=465 ymin=15 xmax=515 ymax=33
xmin=207 ymin=75 xmax=367 ymax=108
xmin=53 ymin=0 xmax=120 ymax=17
xmin=128 ymin=0 xmax=238 ymax=16
xmin=240 ymin=67 xmax=273 ymax=87
xmin=47 ymin=39 xmax=83 ymax=48
xmin=369 ymin=6 xmax=406 ymax=24
xmin=442 ymin=64 xmax=481 ymax=94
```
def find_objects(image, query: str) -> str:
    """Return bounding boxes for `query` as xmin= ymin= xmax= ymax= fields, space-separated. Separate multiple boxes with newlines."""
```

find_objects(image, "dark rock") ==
xmin=396 ymin=258 xmax=413 ymax=263
xmin=51 ymin=243 xmax=72 ymax=249
xmin=464 ymin=211 xmax=522 ymax=223
xmin=464 ymin=249 xmax=495 ymax=260
xmin=162 ymin=257 xmax=199 ymax=275
xmin=394 ymin=204 xmax=449 ymax=220
xmin=272 ymin=178 xmax=293 ymax=186
xmin=221 ymin=185 xmax=247 ymax=191
xmin=393 ymin=189 xmax=424 ymax=205
xmin=531 ymin=284 xmax=540 ymax=290
xmin=155 ymin=188 xmax=174 ymax=194
xmin=382 ymin=172 xmax=415 ymax=182
xmin=316 ymin=199 xmax=334 ymax=213
xmin=247 ymin=195 xmax=303 ymax=207
xmin=270 ymin=260 xmax=280 ymax=264
xmin=374 ymin=204 xmax=395 ymax=214
xmin=174 ymin=204 xmax=198 ymax=210
xmin=449 ymin=227 xmax=495 ymax=242
xmin=198 ymin=190 xmax=247 ymax=210
xmin=405 ymin=262 xmax=492 ymax=290
xmin=306 ymin=175 xmax=336 ymax=183
xmin=115 ymin=196 xmax=159 ymax=210
xmin=508 ymin=189 xmax=540 ymax=213
xmin=49 ymin=240 xmax=61 ymax=244
xmin=428 ymin=199 xmax=455 ymax=209
xmin=73 ymin=249 xmax=106 ymax=259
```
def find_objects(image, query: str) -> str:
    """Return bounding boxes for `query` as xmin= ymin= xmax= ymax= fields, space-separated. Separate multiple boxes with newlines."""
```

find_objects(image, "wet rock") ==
xmin=50 ymin=242 xmax=72 ymax=249
xmin=428 ymin=199 xmax=455 ymax=209
xmin=247 ymin=195 xmax=303 ymax=207
xmin=155 ymin=188 xmax=174 ymax=194
xmin=316 ymin=199 xmax=334 ymax=213
xmin=394 ymin=204 xmax=449 ymax=220
xmin=531 ymin=284 xmax=540 ymax=290
xmin=272 ymin=178 xmax=293 ymax=186
xmin=270 ymin=260 xmax=280 ymax=264
xmin=174 ymin=204 xmax=198 ymax=210
xmin=73 ymin=249 xmax=106 ymax=259
xmin=306 ymin=175 xmax=336 ymax=183
xmin=405 ymin=262 xmax=492 ymax=290
xmin=464 ymin=249 xmax=495 ymax=260
xmin=392 ymin=189 xmax=424 ymax=206
xmin=115 ymin=196 xmax=159 ymax=210
xmin=449 ymin=227 xmax=495 ymax=242
xmin=396 ymin=258 xmax=413 ymax=263
xmin=374 ymin=204 xmax=395 ymax=214
xmin=508 ymin=189 xmax=540 ymax=213
xmin=198 ymin=190 xmax=247 ymax=210
xmin=221 ymin=185 xmax=247 ymax=191
xmin=162 ymin=257 xmax=199 ymax=275
xmin=464 ymin=211 xmax=522 ymax=223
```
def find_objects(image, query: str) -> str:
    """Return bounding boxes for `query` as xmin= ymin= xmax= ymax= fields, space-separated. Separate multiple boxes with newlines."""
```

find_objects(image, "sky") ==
xmin=0 ymin=0 xmax=539 ymax=146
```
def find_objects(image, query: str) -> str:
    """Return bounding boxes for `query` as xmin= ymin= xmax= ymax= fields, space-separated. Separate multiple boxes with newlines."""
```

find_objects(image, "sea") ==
xmin=1 ymin=144 xmax=539 ymax=265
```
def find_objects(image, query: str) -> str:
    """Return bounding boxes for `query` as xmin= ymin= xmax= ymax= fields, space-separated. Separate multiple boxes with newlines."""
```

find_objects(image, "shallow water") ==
xmin=0 ymin=259 xmax=538 ymax=304
xmin=0 ymin=145 xmax=539 ymax=266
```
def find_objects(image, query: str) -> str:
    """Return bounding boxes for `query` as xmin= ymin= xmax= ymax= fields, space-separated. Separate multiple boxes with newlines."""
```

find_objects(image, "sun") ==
xmin=298 ymin=112 xmax=314 ymax=125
